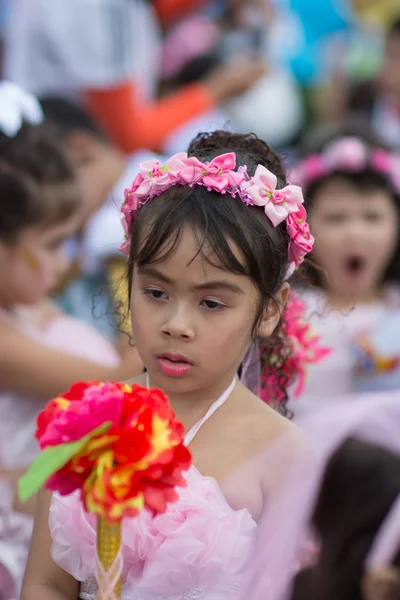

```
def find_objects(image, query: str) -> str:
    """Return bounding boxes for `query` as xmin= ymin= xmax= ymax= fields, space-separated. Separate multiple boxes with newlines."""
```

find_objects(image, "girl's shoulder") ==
xmin=233 ymin=383 xmax=309 ymax=454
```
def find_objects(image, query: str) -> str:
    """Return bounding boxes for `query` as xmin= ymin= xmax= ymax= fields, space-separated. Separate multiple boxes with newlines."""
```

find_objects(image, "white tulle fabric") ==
xmin=50 ymin=467 xmax=256 ymax=600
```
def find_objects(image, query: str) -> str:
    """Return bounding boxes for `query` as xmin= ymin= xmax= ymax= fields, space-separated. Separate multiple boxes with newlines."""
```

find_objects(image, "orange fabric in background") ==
xmin=86 ymin=81 xmax=214 ymax=153
xmin=154 ymin=0 xmax=206 ymax=26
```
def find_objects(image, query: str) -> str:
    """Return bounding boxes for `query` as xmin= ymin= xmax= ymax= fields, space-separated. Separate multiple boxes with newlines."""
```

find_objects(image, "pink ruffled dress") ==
xmin=0 ymin=307 xmax=120 ymax=600
xmin=50 ymin=380 xmax=258 ymax=600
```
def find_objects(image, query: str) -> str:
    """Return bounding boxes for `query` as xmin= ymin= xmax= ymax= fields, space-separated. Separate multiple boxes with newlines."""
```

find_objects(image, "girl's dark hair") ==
xmin=126 ymin=130 xmax=294 ymax=413
xmin=0 ymin=122 xmax=80 ymax=243
xmin=299 ymin=126 xmax=400 ymax=287
xmin=306 ymin=438 xmax=400 ymax=600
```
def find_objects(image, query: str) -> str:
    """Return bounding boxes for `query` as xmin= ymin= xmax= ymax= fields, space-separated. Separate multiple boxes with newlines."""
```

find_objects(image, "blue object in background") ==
xmin=287 ymin=0 xmax=352 ymax=84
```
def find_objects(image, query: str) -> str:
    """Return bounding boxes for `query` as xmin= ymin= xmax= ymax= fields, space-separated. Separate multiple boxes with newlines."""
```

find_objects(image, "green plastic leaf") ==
xmin=18 ymin=421 xmax=112 ymax=502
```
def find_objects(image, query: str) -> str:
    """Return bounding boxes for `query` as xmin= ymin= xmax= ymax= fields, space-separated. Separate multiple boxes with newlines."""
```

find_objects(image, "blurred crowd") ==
xmin=1 ymin=0 xmax=400 ymax=599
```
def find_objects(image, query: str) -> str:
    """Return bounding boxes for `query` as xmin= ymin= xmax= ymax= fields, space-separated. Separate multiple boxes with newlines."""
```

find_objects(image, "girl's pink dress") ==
xmin=0 ymin=307 xmax=120 ymax=600
xmin=50 ymin=381 xmax=315 ymax=600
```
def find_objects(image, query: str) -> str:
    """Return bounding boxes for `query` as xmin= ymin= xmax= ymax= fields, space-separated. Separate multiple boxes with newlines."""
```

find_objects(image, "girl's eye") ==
xmin=144 ymin=288 xmax=168 ymax=301
xmin=364 ymin=212 xmax=383 ymax=222
xmin=323 ymin=213 xmax=346 ymax=224
xmin=201 ymin=299 xmax=225 ymax=311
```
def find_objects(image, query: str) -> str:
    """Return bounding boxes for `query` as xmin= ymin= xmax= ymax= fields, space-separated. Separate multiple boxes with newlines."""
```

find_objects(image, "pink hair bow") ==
xmin=324 ymin=137 xmax=368 ymax=171
xmin=179 ymin=152 xmax=245 ymax=193
xmin=246 ymin=165 xmax=304 ymax=226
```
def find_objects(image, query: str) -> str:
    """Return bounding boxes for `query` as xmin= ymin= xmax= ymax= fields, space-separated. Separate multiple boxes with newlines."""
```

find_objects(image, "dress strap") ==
xmin=145 ymin=375 xmax=237 ymax=446
xmin=184 ymin=378 xmax=236 ymax=446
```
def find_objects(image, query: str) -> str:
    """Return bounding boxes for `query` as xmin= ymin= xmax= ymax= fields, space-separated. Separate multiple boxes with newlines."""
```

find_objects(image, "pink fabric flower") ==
xmin=371 ymin=149 xmax=391 ymax=173
xmin=260 ymin=292 xmax=331 ymax=406
xmin=179 ymin=152 xmax=244 ymax=193
xmin=38 ymin=382 xmax=125 ymax=448
xmin=289 ymin=155 xmax=326 ymax=187
xmin=119 ymin=151 xmax=313 ymax=270
xmin=246 ymin=165 xmax=304 ymax=227
xmin=324 ymin=137 xmax=368 ymax=171
xmin=178 ymin=155 xmax=208 ymax=185
xmin=286 ymin=205 xmax=314 ymax=267
xmin=136 ymin=152 xmax=187 ymax=196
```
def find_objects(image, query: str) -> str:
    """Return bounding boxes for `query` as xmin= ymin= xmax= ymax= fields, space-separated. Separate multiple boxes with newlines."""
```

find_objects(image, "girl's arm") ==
xmin=21 ymin=491 xmax=78 ymax=600
xmin=0 ymin=466 xmax=37 ymax=515
xmin=0 ymin=321 xmax=143 ymax=399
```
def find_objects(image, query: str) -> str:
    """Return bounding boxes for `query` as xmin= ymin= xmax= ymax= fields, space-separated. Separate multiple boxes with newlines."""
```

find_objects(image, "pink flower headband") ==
xmin=120 ymin=151 xmax=314 ymax=276
xmin=290 ymin=137 xmax=400 ymax=193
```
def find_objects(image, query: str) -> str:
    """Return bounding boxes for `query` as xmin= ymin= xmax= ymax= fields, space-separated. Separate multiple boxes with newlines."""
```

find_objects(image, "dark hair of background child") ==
xmin=292 ymin=438 xmax=400 ymax=600
xmin=0 ymin=121 xmax=80 ymax=243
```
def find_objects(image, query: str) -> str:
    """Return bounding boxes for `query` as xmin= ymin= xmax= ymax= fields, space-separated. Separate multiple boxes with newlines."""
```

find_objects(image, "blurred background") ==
xmin=1 ymin=2 xmax=400 ymax=599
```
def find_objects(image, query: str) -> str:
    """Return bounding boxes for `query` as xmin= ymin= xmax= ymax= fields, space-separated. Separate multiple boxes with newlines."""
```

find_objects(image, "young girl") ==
xmin=292 ymin=392 xmax=400 ymax=600
xmin=288 ymin=132 xmax=400 ymax=413
xmin=0 ymin=83 xmax=142 ymax=598
xmin=22 ymin=131 xmax=316 ymax=600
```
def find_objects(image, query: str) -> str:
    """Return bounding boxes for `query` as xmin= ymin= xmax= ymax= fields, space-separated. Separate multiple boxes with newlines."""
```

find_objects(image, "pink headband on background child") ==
xmin=290 ymin=137 xmax=400 ymax=193
xmin=120 ymin=152 xmax=314 ymax=277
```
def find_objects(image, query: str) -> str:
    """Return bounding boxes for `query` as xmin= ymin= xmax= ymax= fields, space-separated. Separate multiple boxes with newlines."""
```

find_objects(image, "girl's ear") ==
xmin=362 ymin=568 xmax=400 ymax=600
xmin=257 ymin=283 xmax=290 ymax=339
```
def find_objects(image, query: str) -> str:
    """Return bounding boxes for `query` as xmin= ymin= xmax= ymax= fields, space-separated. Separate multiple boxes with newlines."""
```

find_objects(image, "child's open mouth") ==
xmin=345 ymin=256 xmax=365 ymax=276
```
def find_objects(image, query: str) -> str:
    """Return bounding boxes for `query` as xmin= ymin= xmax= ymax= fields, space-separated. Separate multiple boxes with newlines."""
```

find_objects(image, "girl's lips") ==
xmin=157 ymin=357 xmax=193 ymax=377
xmin=158 ymin=353 xmax=193 ymax=365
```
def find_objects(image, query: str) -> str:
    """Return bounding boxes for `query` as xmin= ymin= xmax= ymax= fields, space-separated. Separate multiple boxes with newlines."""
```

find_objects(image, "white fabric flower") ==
xmin=0 ymin=81 xmax=43 ymax=137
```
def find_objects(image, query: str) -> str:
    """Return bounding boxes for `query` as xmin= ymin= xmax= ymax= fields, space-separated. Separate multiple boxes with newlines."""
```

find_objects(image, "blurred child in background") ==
xmin=289 ymin=128 xmax=400 ymax=413
xmin=5 ymin=0 xmax=266 ymax=154
xmin=0 ymin=82 xmax=143 ymax=600
xmin=39 ymin=97 xmax=160 ymax=339
xmin=293 ymin=392 xmax=400 ymax=600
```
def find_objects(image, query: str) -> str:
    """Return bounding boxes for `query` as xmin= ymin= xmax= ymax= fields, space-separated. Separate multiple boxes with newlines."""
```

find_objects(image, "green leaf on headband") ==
xmin=18 ymin=421 xmax=112 ymax=502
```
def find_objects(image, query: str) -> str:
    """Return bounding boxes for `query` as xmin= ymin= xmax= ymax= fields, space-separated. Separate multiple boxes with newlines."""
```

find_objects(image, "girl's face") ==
xmin=130 ymin=227 xmax=282 ymax=399
xmin=309 ymin=178 xmax=398 ymax=301
xmin=0 ymin=215 xmax=80 ymax=308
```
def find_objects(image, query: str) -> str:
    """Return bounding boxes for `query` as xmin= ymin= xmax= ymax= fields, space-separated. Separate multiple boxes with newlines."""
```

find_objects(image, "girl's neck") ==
xmin=325 ymin=289 xmax=383 ymax=311
xmin=147 ymin=373 xmax=237 ymax=427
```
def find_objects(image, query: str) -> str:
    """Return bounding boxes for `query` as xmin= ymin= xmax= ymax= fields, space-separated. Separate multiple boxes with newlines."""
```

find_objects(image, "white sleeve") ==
xmin=34 ymin=0 xmax=134 ymax=88
xmin=49 ymin=0 xmax=135 ymax=86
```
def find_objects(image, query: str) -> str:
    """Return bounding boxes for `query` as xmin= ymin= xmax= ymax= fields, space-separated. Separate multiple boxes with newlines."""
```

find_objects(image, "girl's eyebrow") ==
xmin=137 ymin=266 xmax=245 ymax=295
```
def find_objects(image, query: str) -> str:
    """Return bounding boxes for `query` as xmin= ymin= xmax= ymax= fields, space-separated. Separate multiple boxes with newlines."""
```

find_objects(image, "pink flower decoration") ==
xmin=371 ymin=149 xmax=391 ymax=173
xmin=179 ymin=152 xmax=244 ymax=193
xmin=136 ymin=152 xmax=187 ymax=196
xmin=289 ymin=155 xmax=327 ymax=187
xmin=119 ymin=151 xmax=314 ymax=271
xmin=286 ymin=205 xmax=314 ymax=267
xmin=246 ymin=165 xmax=304 ymax=227
xmin=324 ymin=137 xmax=368 ymax=171
xmin=123 ymin=173 xmax=145 ymax=213
xmin=38 ymin=382 xmax=125 ymax=448
xmin=259 ymin=292 xmax=331 ymax=406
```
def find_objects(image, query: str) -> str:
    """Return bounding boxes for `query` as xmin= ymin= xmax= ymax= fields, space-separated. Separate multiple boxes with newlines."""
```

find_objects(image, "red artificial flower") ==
xmin=35 ymin=381 xmax=192 ymax=522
